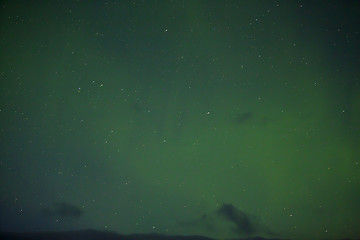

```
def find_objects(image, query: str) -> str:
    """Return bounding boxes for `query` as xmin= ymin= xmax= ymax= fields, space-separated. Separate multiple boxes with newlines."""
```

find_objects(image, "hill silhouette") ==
xmin=0 ymin=229 xmax=289 ymax=240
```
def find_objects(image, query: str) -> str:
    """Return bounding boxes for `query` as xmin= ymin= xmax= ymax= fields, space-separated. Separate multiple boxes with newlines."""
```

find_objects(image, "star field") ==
xmin=0 ymin=1 xmax=360 ymax=239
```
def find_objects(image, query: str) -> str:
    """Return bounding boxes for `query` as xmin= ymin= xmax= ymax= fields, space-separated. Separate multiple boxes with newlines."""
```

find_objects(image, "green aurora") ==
xmin=1 ymin=1 xmax=360 ymax=239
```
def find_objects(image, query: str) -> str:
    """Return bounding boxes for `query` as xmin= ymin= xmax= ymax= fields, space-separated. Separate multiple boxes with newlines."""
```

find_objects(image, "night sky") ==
xmin=1 ymin=1 xmax=360 ymax=239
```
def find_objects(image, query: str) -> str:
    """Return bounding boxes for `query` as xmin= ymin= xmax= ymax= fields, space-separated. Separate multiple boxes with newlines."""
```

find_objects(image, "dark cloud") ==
xmin=41 ymin=202 xmax=83 ymax=219
xmin=180 ymin=203 xmax=275 ymax=238
xmin=217 ymin=203 xmax=258 ymax=236
xmin=217 ymin=203 xmax=275 ymax=237
xmin=235 ymin=112 xmax=253 ymax=124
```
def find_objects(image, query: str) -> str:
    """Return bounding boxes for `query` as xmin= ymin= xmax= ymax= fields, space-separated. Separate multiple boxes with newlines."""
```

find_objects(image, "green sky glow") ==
xmin=1 ymin=1 xmax=360 ymax=239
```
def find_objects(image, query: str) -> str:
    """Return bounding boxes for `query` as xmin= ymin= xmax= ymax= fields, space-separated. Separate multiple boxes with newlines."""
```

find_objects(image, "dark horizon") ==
xmin=0 ymin=229 xmax=298 ymax=240
xmin=1 ymin=229 xmax=359 ymax=240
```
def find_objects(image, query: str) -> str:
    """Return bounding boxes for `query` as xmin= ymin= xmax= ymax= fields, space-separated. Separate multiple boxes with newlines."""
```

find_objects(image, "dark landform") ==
xmin=0 ymin=230 xmax=289 ymax=240
xmin=1 ymin=230 xmax=359 ymax=240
